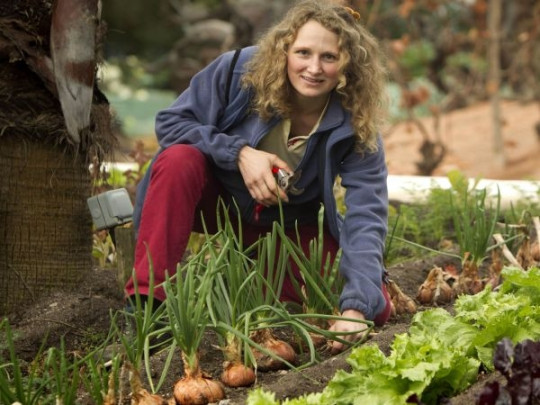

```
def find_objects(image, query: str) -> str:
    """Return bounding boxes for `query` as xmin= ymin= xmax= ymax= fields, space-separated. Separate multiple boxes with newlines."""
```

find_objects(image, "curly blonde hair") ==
xmin=241 ymin=0 xmax=387 ymax=152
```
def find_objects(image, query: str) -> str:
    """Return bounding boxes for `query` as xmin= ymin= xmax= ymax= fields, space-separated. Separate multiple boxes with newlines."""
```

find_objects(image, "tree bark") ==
xmin=0 ymin=135 xmax=93 ymax=315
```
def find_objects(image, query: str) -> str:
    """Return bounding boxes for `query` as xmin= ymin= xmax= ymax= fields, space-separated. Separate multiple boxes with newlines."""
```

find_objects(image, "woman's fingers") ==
xmin=328 ymin=309 xmax=368 ymax=354
xmin=238 ymin=146 xmax=290 ymax=204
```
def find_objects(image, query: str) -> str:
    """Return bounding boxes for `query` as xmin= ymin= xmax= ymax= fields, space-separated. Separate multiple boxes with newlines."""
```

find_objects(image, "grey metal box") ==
xmin=87 ymin=188 xmax=133 ymax=230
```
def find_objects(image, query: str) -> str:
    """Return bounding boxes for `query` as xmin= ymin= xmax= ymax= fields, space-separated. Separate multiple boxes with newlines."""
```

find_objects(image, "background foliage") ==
xmin=99 ymin=0 xmax=539 ymax=149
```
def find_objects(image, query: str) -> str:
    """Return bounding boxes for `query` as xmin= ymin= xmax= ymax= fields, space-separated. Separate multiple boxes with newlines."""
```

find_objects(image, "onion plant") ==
xmin=0 ymin=319 xmax=49 ymax=404
xmin=113 ymin=253 xmax=171 ymax=404
xmin=80 ymin=353 xmax=122 ymax=405
xmin=163 ymin=247 xmax=225 ymax=404
xmin=282 ymin=206 xmax=343 ymax=316
xmin=44 ymin=341 xmax=83 ymax=404
xmin=201 ymin=217 xmax=259 ymax=386
xmin=384 ymin=212 xmax=418 ymax=315
xmin=450 ymin=186 xmax=501 ymax=295
xmin=240 ymin=222 xmax=301 ymax=371
xmin=514 ymin=214 xmax=539 ymax=269
xmin=384 ymin=208 xmax=405 ymax=266
xmin=492 ymin=209 xmax=538 ymax=271
xmin=203 ymin=200 xmax=302 ymax=373
xmin=276 ymin=206 xmax=372 ymax=351
xmin=532 ymin=216 xmax=540 ymax=261
xmin=205 ymin=249 xmax=258 ymax=386
xmin=0 ymin=319 xmax=123 ymax=404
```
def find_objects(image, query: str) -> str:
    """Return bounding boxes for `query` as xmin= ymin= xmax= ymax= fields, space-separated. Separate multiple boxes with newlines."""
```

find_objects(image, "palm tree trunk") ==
xmin=0 ymin=1 xmax=114 ymax=315
xmin=0 ymin=135 xmax=92 ymax=315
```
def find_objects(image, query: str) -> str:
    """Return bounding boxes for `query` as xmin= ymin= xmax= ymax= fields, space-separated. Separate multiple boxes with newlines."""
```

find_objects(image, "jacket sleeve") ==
xmin=155 ymin=49 xmax=250 ymax=171
xmin=337 ymin=137 xmax=389 ymax=320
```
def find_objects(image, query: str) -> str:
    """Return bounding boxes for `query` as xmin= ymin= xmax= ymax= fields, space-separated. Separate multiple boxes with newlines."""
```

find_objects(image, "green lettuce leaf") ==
xmin=246 ymin=266 xmax=540 ymax=405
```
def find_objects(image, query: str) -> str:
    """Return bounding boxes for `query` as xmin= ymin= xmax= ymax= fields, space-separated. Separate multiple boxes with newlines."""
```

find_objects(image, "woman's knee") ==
xmin=153 ymin=145 xmax=207 ymax=175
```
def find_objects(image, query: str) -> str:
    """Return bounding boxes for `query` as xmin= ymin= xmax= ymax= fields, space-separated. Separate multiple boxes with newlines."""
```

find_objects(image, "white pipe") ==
xmin=99 ymin=163 xmax=540 ymax=209
xmin=388 ymin=175 xmax=540 ymax=208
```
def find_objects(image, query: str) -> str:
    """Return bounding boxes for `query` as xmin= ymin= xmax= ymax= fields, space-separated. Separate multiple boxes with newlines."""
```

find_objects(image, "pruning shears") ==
xmin=254 ymin=166 xmax=304 ymax=222
xmin=272 ymin=167 xmax=304 ymax=196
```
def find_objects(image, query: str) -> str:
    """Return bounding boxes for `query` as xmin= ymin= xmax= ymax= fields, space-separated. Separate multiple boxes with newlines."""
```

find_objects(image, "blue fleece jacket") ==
xmin=150 ymin=46 xmax=389 ymax=320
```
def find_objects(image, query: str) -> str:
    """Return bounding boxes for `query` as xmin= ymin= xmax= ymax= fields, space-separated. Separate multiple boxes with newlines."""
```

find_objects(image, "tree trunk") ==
xmin=0 ymin=2 xmax=114 ymax=315
xmin=0 ymin=135 xmax=92 ymax=315
xmin=487 ymin=0 xmax=505 ymax=167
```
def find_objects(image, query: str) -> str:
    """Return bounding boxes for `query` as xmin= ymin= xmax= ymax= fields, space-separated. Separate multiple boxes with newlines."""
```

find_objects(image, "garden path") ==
xmin=384 ymin=100 xmax=540 ymax=180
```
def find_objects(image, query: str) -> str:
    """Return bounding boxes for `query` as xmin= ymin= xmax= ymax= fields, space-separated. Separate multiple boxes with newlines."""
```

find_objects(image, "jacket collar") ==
xmin=316 ymin=92 xmax=354 ymax=142
xmin=251 ymin=91 xmax=354 ymax=144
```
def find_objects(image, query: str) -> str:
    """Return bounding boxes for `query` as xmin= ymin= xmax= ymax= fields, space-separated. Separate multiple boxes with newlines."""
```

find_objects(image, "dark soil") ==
xmin=4 ymin=253 xmax=499 ymax=404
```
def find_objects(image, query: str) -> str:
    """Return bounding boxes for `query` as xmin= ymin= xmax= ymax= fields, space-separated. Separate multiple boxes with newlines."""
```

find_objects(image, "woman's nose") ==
xmin=307 ymin=57 xmax=323 ymax=74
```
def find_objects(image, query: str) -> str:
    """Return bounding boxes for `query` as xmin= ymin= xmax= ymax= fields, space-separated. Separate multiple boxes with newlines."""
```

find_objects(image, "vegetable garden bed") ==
xmin=3 ymin=256 xmax=539 ymax=404
xmin=2 ymin=177 xmax=539 ymax=404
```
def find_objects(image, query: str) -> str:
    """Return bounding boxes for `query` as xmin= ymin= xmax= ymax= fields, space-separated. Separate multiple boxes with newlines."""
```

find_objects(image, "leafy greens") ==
xmin=247 ymin=267 xmax=540 ymax=405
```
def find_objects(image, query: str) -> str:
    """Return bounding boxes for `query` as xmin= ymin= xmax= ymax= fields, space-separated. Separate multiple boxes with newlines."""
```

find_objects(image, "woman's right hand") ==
xmin=237 ymin=146 xmax=291 ymax=206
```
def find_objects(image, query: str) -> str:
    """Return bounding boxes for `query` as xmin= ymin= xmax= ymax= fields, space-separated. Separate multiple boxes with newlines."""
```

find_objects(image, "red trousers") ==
xmin=125 ymin=145 xmax=391 ymax=325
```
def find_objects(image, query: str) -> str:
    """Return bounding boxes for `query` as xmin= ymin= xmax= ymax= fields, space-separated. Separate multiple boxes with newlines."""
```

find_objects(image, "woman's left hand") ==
xmin=328 ymin=309 xmax=368 ymax=354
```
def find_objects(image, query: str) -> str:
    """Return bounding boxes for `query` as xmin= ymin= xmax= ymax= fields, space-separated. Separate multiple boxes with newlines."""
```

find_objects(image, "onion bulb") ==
xmin=307 ymin=331 xmax=328 ymax=349
xmin=173 ymin=375 xmax=225 ymax=405
xmin=486 ymin=248 xmax=504 ymax=289
xmin=387 ymin=279 xmax=417 ymax=315
xmin=133 ymin=389 xmax=174 ymax=405
xmin=532 ymin=217 xmax=540 ymax=262
xmin=453 ymin=260 xmax=484 ymax=296
xmin=294 ymin=319 xmax=328 ymax=352
xmin=221 ymin=361 xmax=256 ymax=387
xmin=103 ymin=369 xmax=116 ymax=405
xmin=129 ymin=365 xmax=172 ymax=405
xmin=531 ymin=240 xmax=539 ymax=262
xmin=301 ymin=314 xmax=332 ymax=350
xmin=516 ymin=238 xmax=535 ymax=270
xmin=250 ymin=329 xmax=296 ymax=371
xmin=417 ymin=266 xmax=454 ymax=304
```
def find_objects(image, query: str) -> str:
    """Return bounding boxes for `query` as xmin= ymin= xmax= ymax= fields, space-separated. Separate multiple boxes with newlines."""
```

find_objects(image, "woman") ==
xmin=126 ymin=0 xmax=391 ymax=353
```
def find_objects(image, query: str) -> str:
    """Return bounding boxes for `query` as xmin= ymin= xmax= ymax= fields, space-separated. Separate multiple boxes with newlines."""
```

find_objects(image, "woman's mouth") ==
xmin=301 ymin=75 xmax=324 ymax=84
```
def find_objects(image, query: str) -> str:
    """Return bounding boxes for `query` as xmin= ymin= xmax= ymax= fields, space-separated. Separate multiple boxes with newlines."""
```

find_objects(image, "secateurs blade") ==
xmin=272 ymin=167 xmax=304 ymax=196
xmin=253 ymin=167 xmax=304 ymax=222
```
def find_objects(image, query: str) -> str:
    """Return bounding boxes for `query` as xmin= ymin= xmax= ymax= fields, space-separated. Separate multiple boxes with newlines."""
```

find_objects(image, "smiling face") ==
xmin=287 ymin=20 xmax=341 ymax=108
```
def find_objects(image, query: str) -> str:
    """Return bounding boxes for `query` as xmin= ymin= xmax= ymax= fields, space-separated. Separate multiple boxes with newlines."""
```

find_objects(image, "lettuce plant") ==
xmin=247 ymin=267 xmax=540 ymax=405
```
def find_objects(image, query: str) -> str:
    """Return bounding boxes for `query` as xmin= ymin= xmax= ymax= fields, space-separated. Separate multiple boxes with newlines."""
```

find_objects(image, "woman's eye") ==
xmin=323 ymin=54 xmax=337 ymax=61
